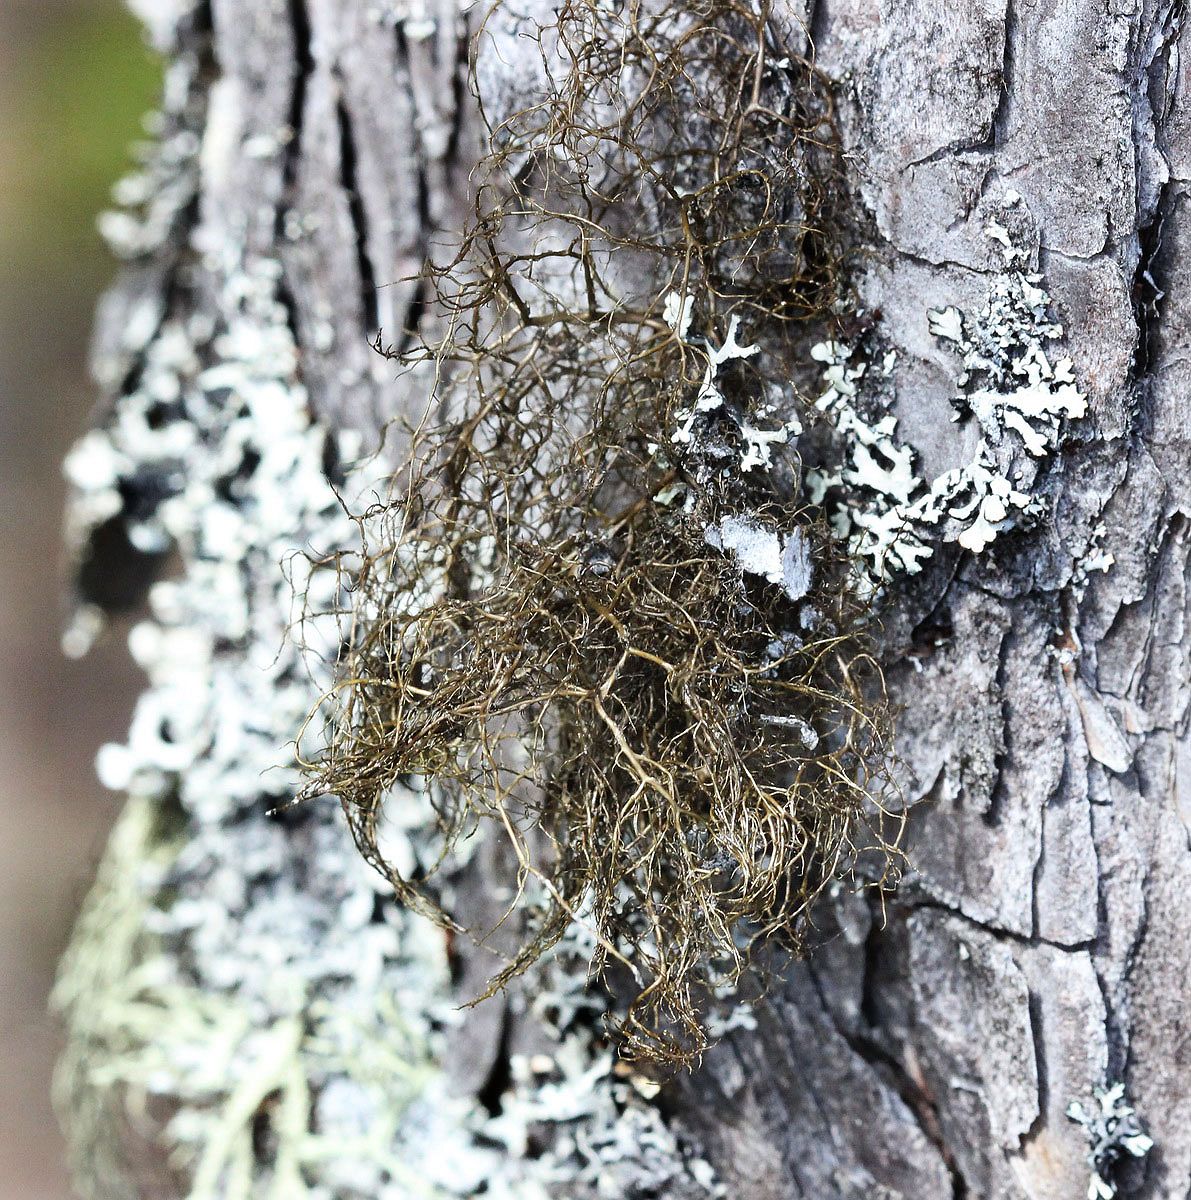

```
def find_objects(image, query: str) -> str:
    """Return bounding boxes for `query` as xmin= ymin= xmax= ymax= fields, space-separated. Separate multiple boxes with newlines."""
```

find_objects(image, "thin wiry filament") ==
xmin=300 ymin=0 xmax=900 ymax=1065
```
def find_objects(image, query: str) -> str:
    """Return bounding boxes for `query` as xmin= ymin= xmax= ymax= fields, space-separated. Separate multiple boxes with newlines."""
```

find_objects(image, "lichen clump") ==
xmin=808 ymin=195 xmax=1089 ymax=591
xmin=301 ymin=0 xmax=897 ymax=1063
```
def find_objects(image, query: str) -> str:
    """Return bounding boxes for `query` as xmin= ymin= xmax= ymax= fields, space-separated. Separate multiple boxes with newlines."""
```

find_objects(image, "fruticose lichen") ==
xmin=59 ymin=0 xmax=1096 ymax=1189
xmin=301 ymin=0 xmax=899 ymax=1065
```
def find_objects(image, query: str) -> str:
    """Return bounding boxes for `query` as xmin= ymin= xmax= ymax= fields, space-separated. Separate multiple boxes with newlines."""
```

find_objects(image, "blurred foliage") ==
xmin=1 ymin=1 xmax=162 ymax=275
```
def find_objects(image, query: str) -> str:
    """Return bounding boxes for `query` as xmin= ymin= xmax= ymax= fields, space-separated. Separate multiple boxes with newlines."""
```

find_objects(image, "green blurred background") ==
xmin=0 ymin=2 xmax=161 ymax=1195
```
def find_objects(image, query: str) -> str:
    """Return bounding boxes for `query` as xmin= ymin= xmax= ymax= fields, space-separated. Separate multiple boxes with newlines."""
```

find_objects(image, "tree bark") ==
xmin=57 ymin=0 xmax=1191 ymax=1198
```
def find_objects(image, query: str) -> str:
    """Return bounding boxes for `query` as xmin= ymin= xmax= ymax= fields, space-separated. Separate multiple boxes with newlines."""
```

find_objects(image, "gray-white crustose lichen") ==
xmin=807 ymin=193 xmax=1091 ymax=592
xmin=57 ymin=223 xmax=720 ymax=1199
xmin=1066 ymin=1083 xmax=1153 ymax=1200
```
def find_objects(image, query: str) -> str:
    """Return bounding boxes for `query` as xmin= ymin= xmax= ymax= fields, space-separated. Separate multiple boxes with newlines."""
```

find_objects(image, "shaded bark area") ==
xmin=78 ymin=0 xmax=1191 ymax=1196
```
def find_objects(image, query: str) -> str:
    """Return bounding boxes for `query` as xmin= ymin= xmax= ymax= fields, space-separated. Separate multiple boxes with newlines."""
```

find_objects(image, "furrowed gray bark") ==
xmin=61 ymin=0 xmax=1191 ymax=1197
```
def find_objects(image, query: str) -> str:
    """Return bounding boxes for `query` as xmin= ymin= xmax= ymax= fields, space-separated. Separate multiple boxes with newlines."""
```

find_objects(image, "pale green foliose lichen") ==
xmin=806 ymin=195 xmax=1090 ymax=593
xmin=1066 ymin=1083 xmax=1153 ymax=1200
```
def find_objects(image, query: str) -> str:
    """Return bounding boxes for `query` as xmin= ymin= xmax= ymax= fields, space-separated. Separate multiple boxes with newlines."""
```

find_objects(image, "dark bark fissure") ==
xmin=1023 ymin=987 xmax=1050 ymax=1142
xmin=387 ymin=24 xmax=438 ymax=356
xmin=406 ymin=51 xmax=435 ymax=348
xmin=988 ymin=0 xmax=1016 ymax=153
xmin=392 ymin=275 xmax=428 ymax=359
xmin=1131 ymin=0 xmax=1187 ymax=370
xmin=982 ymin=626 xmax=1013 ymax=831
xmin=1132 ymin=177 xmax=1177 ymax=377
xmin=333 ymin=91 xmax=381 ymax=335
xmin=279 ymin=0 xmax=314 ymax=217
xmin=810 ymin=942 xmax=969 ymax=1200
xmin=442 ymin=27 xmax=471 ymax=168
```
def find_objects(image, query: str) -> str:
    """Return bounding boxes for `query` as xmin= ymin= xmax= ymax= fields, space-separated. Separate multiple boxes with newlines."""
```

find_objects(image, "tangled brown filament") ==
xmin=300 ymin=0 xmax=899 ymax=1064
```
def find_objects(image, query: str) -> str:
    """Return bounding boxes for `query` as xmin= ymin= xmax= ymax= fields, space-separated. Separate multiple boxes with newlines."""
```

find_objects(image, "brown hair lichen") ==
xmin=299 ymin=0 xmax=900 ymax=1065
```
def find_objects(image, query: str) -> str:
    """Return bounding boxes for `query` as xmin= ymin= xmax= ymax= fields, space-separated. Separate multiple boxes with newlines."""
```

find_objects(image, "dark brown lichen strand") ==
xmin=299 ymin=0 xmax=899 ymax=1065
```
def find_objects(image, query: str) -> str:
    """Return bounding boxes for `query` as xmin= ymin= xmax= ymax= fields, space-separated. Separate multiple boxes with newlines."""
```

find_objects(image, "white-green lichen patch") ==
xmin=665 ymin=296 xmax=803 ymax=474
xmin=657 ymin=293 xmax=815 ymax=605
xmin=1066 ymin=1083 xmax=1153 ymax=1200
xmin=807 ymin=198 xmax=1089 ymax=592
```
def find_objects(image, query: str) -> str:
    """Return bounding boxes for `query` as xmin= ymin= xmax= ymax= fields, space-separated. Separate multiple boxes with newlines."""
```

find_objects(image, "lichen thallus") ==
xmin=299 ymin=0 xmax=902 ymax=1065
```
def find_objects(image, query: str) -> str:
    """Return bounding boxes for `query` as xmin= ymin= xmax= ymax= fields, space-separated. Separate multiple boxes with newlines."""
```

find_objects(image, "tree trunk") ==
xmin=56 ymin=1 xmax=1191 ymax=1198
